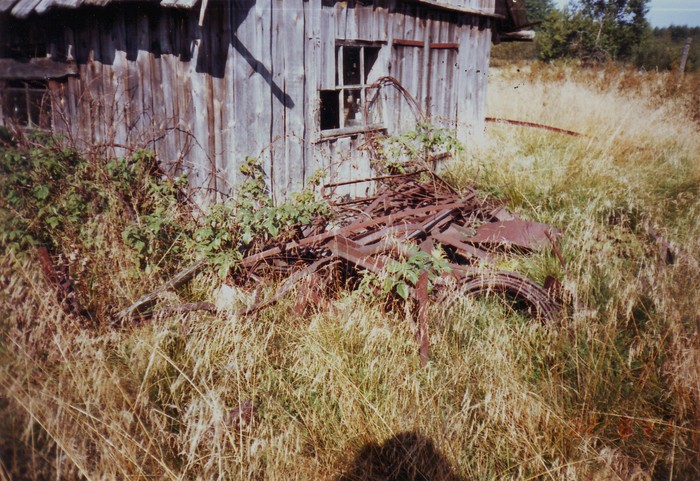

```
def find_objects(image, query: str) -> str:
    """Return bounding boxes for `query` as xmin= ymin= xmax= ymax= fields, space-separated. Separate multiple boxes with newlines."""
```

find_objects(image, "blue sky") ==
xmin=552 ymin=0 xmax=700 ymax=27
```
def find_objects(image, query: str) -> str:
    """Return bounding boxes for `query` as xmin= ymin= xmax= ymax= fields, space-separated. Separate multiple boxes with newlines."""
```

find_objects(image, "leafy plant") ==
xmin=360 ymin=247 xmax=451 ymax=300
xmin=376 ymin=122 xmax=463 ymax=173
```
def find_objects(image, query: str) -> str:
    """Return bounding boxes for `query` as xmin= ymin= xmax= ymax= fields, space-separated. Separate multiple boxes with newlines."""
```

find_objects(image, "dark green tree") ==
xmin=536 ymin=0 xmax=650 ymax=62
xmin=525 ymin=0 xmax=555 ymax=25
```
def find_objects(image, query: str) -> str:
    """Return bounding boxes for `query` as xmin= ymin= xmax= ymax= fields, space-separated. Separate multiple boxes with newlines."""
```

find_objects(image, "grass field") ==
xmin=1 ymin=62 xmax=699 ymax=480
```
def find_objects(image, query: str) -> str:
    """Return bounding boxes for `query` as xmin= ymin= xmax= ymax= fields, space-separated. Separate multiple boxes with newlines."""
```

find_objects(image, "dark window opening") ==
xmin=320 ymin=90 xmax=340 ymax=131
xmin=321 ymin=44 xmax=382 ymax=133
xmin=1 ymin=80 xmax=52 ymax=129
xmin=5 ymin=43 xmax=48 ymax=60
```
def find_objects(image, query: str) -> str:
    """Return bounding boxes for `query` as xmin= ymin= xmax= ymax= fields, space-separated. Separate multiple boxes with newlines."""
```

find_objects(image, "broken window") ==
xmin=1 ymin=80 xmax=52 ymax=129
xmin=320 ymin=43 xmax=382 ymax=134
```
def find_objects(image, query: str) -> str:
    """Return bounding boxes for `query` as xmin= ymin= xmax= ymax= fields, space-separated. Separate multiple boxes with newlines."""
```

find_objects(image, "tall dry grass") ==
xmin=1 ymin=62 xmax=699 ymax=480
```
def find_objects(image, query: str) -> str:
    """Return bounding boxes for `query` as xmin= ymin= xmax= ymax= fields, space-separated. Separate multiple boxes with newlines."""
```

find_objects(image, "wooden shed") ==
xmin=0 ymin=0 xmax=531 ymax=200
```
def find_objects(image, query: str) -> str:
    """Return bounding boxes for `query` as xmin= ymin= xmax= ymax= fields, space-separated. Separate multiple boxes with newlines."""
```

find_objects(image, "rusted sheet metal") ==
xmin=466 ymin=219 xmax=560 ymax=251
xmin=236 ymin=171 xmax=561 ymax=330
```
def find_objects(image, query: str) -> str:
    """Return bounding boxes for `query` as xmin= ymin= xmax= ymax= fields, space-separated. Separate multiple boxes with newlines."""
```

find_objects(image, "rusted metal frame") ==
xmin=361 ymin=191 xmax=393 ymax=216
xmin=237 ymin=256 xmax=337 ymax=316
xmin=351 ymin=238 xmax=417 ymax=258
xmin=353 ymin=223 xmax=426 ymax=246
xmin=115 ymin=258 xmax=209 ymax=322
xmin=430 ymin=42 xmax=459 ymax=49
xmin=407 ymin=207 xmax=460 ymax=241
xmin=545 ymin=229 xmax=569 ymax=276
xmin=485 ymin=117 xmax=584 ymax=137
xmin=415 ymin=271 xmax=431 ymax=367
xmin=327 ymin=235 xmax=388 ymax=274
xmin=323 ymin=170 xmax=427 ymax=196
xmin=458 ymin=271 xmax=558 ymax=322
xmin=431 ymin=230 xmax=493 ymax=261
xmin=392 ymin=38 xmax=424 ymax=47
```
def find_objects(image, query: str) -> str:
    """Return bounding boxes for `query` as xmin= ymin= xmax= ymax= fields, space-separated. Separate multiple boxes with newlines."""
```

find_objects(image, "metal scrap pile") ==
xmin=236 ymin=170 xmax=562 ymax=326
xmin=114 ymin=169 xmax=562 ymax=362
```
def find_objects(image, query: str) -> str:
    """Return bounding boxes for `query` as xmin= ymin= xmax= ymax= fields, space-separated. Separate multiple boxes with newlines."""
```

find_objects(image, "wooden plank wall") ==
xmin=4 ymin=0 xmax=492 ymax=201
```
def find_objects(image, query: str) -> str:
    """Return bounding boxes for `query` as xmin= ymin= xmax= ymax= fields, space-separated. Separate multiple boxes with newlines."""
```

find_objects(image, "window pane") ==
xmin=2 ymin=89 xmax=29 ymax=126
xmin=343 ymin=88 xmax=362 ymax=127
xmin=1 ymin=81 xmax=51 ymax=128
xmin=320 ymin=90 xmax=340 ymax=131
xmin=27 ymin=89 xmax=51 ymax=129
xmin=342 ymin=47 xmax=361 ymax=86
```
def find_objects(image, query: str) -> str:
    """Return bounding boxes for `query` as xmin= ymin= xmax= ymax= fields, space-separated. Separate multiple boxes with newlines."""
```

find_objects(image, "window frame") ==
xmin=0 ymin=79 xmax=53 ymax=130
xmin=319 ymin=40 xmax=386 ymax=139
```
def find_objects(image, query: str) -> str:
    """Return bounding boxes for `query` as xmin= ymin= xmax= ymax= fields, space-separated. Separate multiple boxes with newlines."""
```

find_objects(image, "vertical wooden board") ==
xmin=285 ymin=0 xmax=306 ymax=198
xmin=355 ymin=2 xmax=371 ymax=40
xmin=157 ymin=11 xmax=179 ymax=169
xmin=148 ymin=13 xmax=166 ymax=163
xmin=230 ymin=0 xmax=273 ymax=196
xmin=427 ymin=13 xmax=440 ymax=122
xmin=124 ymin=10 xmax=143 ymax=145
xmin=319 ymin=3 xmax=335 ymax=89
xmin=171 ymin=14 xmax=194 ymax=179
xmin=335 ymin=1 xmax=345 ymax=40
xmin=86 ymin=20 xmax=103 ymax=145
xmin=417 ymin=10 xmax=429 ymax=119
xmin=220 ymin=0 xmax=237 ymax=194
xmin=315 ymin=139 xmax=334 ymax=196
xmin=454 ymin=18 xmax=467 ymax=139
xmin=331 ymin=135 xmax=351 ymax=196
xmin=303 ymin=0 xmax=322 ymax=186
xmin=202 ymin=3 xmax=223 ymax=194
xmin=270 ymin=0 xmax=305 ymax=201
xmin=61 ymin=27 xmax=78 ymax=139
xmin=108 ymin=8 xmax=129 ymax=153
xmin=349 ymin=135 xmax=373 ymax=197
xmin=344 ymin=0 xmax=358 ymax=40
xmin=475 ymin=21 xmax=491 ymax=135
xmin=185 ymin=14 xmax=212 ymax=192
xmin=136 ymin=11 xmax=154 ymax=149
xmin=97 ymin=13 xmax=115 ymax=148
xmin=382 ymin=2 xmax=396 ymax=134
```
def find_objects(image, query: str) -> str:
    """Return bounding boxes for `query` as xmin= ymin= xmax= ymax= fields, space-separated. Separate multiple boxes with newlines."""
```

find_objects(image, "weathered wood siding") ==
xmin=1 ymin=0 xmax=493 ymax=201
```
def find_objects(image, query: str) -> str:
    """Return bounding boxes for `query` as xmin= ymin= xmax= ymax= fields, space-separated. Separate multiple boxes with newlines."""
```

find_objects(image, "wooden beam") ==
xmin=0 ymin=57 xmax=78 ymax=79
xmin=413 ymin=0 xmax=505 ymax=19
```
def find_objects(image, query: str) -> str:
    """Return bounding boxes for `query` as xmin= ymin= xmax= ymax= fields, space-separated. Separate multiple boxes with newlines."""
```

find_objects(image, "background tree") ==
xmin=536 ymin=0 xmax=650 ymax=62
xmin=525 ymin=0 xmax=555 ymax=24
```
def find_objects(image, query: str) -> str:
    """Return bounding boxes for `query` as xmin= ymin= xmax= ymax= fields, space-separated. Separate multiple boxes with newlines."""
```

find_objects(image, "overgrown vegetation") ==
xmin=0 ymin=138 xmax=327 ymax=320
xmin=493 ymin=0 xmax=700 ymax=73
xmin=1 ymin=63 xmax=699 ymax=480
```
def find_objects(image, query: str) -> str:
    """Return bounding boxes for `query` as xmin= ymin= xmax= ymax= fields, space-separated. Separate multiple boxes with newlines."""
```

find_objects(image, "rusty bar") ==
xmin=415 ymin=270 xmax=430 ymax=367
xmin=432 ymin=230 xmax=493 ymax=261
xmin=392 ymin=38 xmax=424 ymax=47
xmin=430 ymin=42 xmax=460 ymax=49
xmin=324 ymin=170 xmax=426 ymax=191
xmin=238 ymin=256 xmax=336 ymax=316
xmin=327 ymin=235 xmax=388 ymax=274
xmin=485 ymin=117 xmax=584 ymax=137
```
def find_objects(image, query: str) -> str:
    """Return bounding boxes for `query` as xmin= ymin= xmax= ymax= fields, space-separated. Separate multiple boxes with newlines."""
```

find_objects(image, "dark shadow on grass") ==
xmin=336 ymin=431 xmax=467 ymax=481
